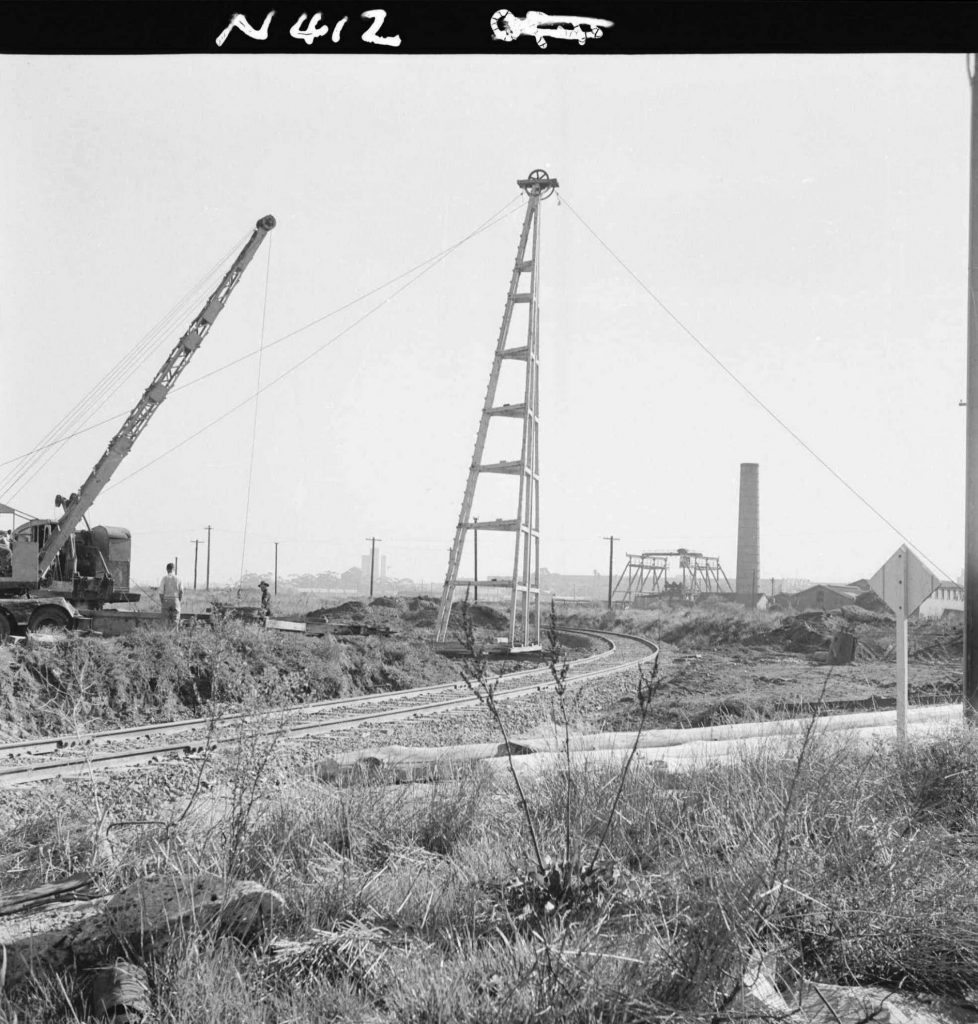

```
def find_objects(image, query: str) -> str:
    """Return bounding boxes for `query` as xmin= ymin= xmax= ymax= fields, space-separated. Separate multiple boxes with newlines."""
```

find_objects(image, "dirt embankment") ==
xmin=646 ymin=602 xmax=959 ymax=665
xmin=0 ymin=613 xmax=471 ymax=737
xmin=304 ymin=597 xmax=512 ymax=645
xmin=549 ymin=602 xmax=964 ymax=733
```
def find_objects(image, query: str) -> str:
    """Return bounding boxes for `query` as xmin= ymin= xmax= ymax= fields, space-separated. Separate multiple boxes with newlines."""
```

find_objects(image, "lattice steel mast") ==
xmin=434 ymin=170 xmax=557 ymax=650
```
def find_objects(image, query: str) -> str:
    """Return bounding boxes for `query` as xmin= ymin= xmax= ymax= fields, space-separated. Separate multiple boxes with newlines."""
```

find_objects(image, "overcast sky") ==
xmin=0 ymin=52 xmax=969 ymax=589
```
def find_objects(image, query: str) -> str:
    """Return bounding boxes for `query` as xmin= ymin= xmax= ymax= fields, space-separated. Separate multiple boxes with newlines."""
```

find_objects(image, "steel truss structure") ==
xmin=434 ymin=171 xmax=558 ymax=651
xmin=612 ymin=549 xmax=732 ymax=606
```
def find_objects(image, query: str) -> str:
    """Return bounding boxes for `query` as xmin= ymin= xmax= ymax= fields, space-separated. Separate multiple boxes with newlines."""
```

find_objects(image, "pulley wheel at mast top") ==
xmin=518 ymin=169 xmax=559 ymax=199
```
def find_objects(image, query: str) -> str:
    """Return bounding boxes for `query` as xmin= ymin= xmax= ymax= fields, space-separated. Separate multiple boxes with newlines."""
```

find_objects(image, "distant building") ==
xmin=789 ymin=584 xmax=865 ymax=612
xmin=918 ymin=581 xmax=964 ymax=620
xmin=341 ymin=566 xmax=362 ymax=591
xmin=747 ymin=592 xmax=770 ymax=611
xmin=717 ymin=591 xmax=770 ymax=610
xmin=539 ymin=569 xmax=608 ymax=602
xmin=361 ymin=551 xmax=387 ymax=581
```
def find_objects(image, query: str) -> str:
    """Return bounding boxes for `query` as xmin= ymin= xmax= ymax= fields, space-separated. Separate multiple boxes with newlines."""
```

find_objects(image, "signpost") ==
xmin=869 ymin=545 xmax=939 ymax=740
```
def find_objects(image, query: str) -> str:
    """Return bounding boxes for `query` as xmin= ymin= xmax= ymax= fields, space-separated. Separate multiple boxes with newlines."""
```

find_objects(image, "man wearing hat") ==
xmin=259 ymin=580 xmax=272 ymax=618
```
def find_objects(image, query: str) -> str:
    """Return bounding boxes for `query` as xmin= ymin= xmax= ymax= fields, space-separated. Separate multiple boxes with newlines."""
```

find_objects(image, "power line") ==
xmin=0 ymin=233 xmax=248 ymax=500
xmin=557 ymin=190 xmax=956 ymax=582
xmin=0 ymin=198 xmax=523 ymax=475
xmin=104 ymin=198 xmax=523 ymax=493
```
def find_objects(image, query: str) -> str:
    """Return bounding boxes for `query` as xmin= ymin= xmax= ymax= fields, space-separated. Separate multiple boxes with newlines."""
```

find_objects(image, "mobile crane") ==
xmin=0 ymin=214 xmax=276 ymax=639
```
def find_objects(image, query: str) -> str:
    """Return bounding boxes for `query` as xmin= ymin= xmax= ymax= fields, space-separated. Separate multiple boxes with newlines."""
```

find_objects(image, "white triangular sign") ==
xmin=869 ymin=545 xmax=939 ymax=616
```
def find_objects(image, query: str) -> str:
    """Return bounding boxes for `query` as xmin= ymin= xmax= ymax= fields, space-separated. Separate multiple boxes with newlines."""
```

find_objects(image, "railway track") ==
xmin=0 ymin=628 xmax=658 ymax=787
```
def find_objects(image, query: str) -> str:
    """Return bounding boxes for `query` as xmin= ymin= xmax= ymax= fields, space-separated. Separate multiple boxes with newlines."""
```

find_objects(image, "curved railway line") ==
xmin=0 ymin=628 xmax=659 ymax=787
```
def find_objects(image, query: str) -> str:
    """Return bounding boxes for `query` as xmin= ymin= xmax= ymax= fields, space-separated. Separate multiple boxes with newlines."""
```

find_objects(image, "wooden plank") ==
xmin=265 ymin=618 xmax=306 ymax=633
xmin=0 ymin=872 xmax=96 ymax=916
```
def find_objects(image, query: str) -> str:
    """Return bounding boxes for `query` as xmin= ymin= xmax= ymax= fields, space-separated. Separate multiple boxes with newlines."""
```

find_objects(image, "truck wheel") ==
xmin=27 ymin=606 xmax=72 ymax=633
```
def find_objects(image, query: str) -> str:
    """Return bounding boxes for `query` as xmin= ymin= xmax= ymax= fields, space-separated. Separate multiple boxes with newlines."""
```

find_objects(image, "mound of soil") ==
xmin=470 ymin=604 xmax=510 ymax=632
xmin=855 ymin=589 xmax=892 ymax=614
xmin=784 ymin=620 xmax=831 ymax=653
xmin=403 ymin=597 xmax=439 ymax=628
xmin=307 ymin=600 xmax=367 ymax=622
xmin=447 ymin=603 xmax=510 ymax=634
xmin=839 ymin=604 xmax=894 ymax=626
xmin=794 ymin=610 xmax=831 ymax=623
xmin=659 ymin=614 xmax=777 ymax=649
xmin=766 ymin=613 xmax=834 ymax=653
xmin=369 ymin=596 xmax=401 ymax=609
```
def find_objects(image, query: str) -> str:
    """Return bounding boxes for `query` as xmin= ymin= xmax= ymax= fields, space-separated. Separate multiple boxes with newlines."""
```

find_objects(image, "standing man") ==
xmin=258 ymin=580 xmax=272 ymax=619
xmin=159 ymin=562 xmax=183 ymax=629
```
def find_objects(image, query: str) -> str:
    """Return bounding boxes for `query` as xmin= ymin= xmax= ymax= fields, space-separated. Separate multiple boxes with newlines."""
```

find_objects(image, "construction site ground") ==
xmin=3 ymin=598 xmax=962 ymax=832
xmin=0 ymin=597 xmax=963 ymax=742
xmin=294 ymin=604 xmax=963 ymax=753
xmin=2 ymin=598 xmax=976 ymax=1024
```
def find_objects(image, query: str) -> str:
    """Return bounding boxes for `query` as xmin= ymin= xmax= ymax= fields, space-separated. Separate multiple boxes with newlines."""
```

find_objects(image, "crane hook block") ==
xmin=257 ymin=215 xmax=276 ymax=231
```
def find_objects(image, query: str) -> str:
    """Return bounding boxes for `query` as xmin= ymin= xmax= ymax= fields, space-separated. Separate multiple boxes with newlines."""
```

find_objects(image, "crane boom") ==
xmin=37 ymin=214 xmax=276 ymax=578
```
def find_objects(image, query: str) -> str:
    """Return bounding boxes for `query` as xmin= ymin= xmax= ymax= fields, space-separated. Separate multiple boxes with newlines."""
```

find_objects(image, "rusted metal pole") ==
xmin=966 ymin=58 xmax=978 ymax=723
xmin=192 ymin=540 xmax=200 ymax=590
xmin=473 ymin=517 xmax=479 ymax=603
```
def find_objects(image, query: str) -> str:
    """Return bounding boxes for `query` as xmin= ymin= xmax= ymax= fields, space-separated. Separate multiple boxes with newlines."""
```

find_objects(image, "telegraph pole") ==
xmin=274 ymin=541 xmax=279 ymax=595
xmin=205 ymin=525 xmax=212 ymax=592
xmin=603 ymin=536 xmax=619 ymax=610
xmin=473 ymin=517 xmax=479 ymax=604
xmin=192 ymin=540 xmax=201 ymax=590
xmin=174 ymin=556 xmax=179 ymax=575
xmin=366 ymin=537 xmax=381 ymax=598
xmin=967 ymin=54 xmax=978 ymax=722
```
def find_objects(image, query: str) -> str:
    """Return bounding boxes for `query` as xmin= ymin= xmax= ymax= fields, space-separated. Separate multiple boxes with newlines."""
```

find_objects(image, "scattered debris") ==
xmin=826 ymin=630 xmax=857 ymax=665
xmin=0 ymin=872 xmax=283 ymax=985
xmin=90 ymin=959 xmax=151 ymax=1023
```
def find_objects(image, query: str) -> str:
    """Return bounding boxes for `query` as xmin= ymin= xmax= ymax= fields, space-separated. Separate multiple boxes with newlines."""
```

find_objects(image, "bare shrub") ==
xmin=457 ymin=599 xmax=658 ymax=932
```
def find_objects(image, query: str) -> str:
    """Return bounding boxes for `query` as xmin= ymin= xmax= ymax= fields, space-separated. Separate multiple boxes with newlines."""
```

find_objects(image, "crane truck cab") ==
xmin=0 ymin=520 xmax=138 ymax=639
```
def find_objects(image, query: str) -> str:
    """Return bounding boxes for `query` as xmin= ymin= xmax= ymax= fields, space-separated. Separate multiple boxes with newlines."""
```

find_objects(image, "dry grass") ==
xmin=5 ymin=715 xmax=978 ymax=1022
xmin=2 ymin=600 xmax=974 ymax=1020
xmin=562 ymin=597 xmax=784 ymax=644
xmin=0 ymin=617 xmax=469 ymax=736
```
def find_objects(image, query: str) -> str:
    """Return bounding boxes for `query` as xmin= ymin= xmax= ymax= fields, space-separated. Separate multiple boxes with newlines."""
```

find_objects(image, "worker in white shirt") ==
xmin=159 ymin=562 xmax=183 ymax=628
